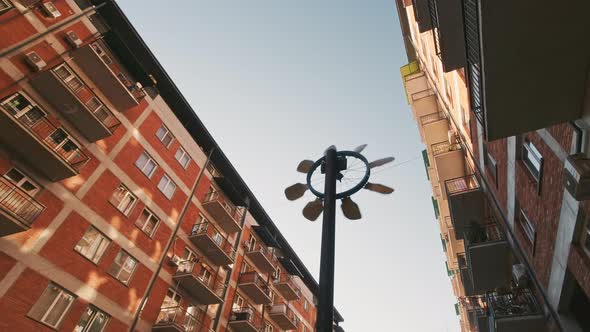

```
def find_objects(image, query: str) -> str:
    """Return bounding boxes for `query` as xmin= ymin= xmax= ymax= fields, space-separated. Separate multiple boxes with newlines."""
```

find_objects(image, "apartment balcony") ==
xmin=419 ymin=112 xmax=449 ymax=146
xmin=189 ymin=222 xmax=235 ymax=266
xmin=458 ymin=254 xmax=476 ymax=296
xmin=237 ymin=271 xmax=273 ymax=304
xmin=153 ymin=306 xmax=212 ymax=332
xmin=30 ymin=63 xmax=120 ymax=142
xmin=273 ymin=274 xmax=301 ymax=301
xmin=201 ymin=191 xmax=243 ymax=234
xmin=245 ymin=245 xmax=276 ymax=274
xmin=411 ymin=0 xmax=432 ymax=32
xmin=432 ymin=140 xmax=467 ymax=200
xmin=173 ymin=261 xmax=225 ymax=305
xmin=267 ymin=303 xmax=298 ymax=330
xmin=464 ymin=223 xmax=512 ymax=292
xmin=450 ymin=274 xmax=465 ymax=298
xmin=0 ymin=177 xmax=44 ymax=236
xmin=468 ymin=299 xmax=490 ymax=332
xmin=72 ymin=41 xmax=144 ymax=110
xmin=403 ymin=71 xmax=431 ymax=104
xmin=228 ymin=307 xmax=263 ymax=332
xmin=427 ymin=0 xmax=466 ymax=72
xmin=445 ymin=175 xmax=485 ymax=236
xmin=462 ymin=0 xmax=590 ymax=140
xmin=485 ymin=290 xmax=545 ymax=331
xmin=0 ymin=98 xmax=89 ymax=181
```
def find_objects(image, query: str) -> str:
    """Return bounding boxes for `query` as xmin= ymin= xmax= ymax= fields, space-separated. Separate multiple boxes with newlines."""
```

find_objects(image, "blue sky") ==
xmin=117 ymin=1 xmax=459 ymax=330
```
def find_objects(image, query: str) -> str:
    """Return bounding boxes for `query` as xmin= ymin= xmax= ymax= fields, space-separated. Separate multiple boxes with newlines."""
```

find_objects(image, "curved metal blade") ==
xmin=297 ymin=160 xmax=315 ymax=174
xmin=354 ymin=144 xmax=367 ymax=153
xmin=303 ymin=199 xmax=323 ymax=221
xmin=369 ymin=157 xmax=395 ymax=168
xmin=284 ymin=183 xmax=307 ymax=201
xmin=341 ymin=197 xmax=361 ymax=220
xmin=364 ymin=182 xmax=395 ymax=194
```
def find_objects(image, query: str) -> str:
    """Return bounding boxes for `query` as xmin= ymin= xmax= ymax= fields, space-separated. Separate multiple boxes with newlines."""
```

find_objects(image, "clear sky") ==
xmin=117 ymin=1 xmax=460 ymax=331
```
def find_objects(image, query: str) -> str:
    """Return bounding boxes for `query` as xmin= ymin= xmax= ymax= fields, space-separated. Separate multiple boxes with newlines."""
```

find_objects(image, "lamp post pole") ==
xmin=318 ymin=146 xmax=337 ymax=332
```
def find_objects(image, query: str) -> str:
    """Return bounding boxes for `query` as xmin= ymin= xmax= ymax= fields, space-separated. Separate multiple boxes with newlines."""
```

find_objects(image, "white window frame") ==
xmin=1 ymin=91 xmax=46 ymax=122
xmin=4 ymin=167 xmax=40 ymax=196
xmin=522 ymin=139 xmax=544 ymax=188
xmin=155 ymin=125 xmax=174 ymax=148
xmin=74 ymin=226 xmax=110 ymax=264
xmin=174 ymin=147 xmax=191 ymax=169
xmin=110 ymin=184 xmax=137 ymax=216
xmin=246 ymin=235 xmax=256 ymax=252
xmin=53 ymin=64 xmax=84 ymax=93
xmin=0 ymin=0 xmax=13 ymax=13
xmin=304 ymin=299 xmax=308 ymax=311
xmin=135 ymin=208 xmax=159 ymax=237
xmin=135 ymin=151 xmax=158 ymax=178
xmin=28 ymin=283 xmax=75 ymax=329
xmin=519 ymin=209 xmax=536 ymax=252
xmin=74 ymin=306 xmax=110 ymax=332
xmin=108 ymin=250 xmax=138 ymax=285
xmin=233 ymin=294 xmax=244 ymax=310
xmin=157 ymin=174 xmax=176 ymax=199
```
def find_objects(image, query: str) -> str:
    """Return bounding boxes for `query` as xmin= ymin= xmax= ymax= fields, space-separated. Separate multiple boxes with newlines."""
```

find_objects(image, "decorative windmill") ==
xmin=284 ymin=145 xmax=394 ymax=332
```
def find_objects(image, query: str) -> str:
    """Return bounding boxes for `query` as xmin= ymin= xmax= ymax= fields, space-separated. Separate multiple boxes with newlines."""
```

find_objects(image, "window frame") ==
xmin=4 ymin=167 xmax=40 ymax=196
xmin=155 ymin=125 xmax=174 ymax=149
xmin=484 ymin=146 xmax=498 ymax=187
xmin=518 ymin=209 xmax=537 ymax=255
xmin=157 ymin=174 xmax=176 ymax=199
xmin=107 ymin=250 xmax=138 ymax=285
xmin=74 ymin=305 xmax=110 ymax=332
xmin=28 ymin=282 xmax=76 ymax=329
xmin=521 ymin=139 xmax=544 ymax=193
xmin=74 ymin=226 xmax=111 ymax=264
xmin=174 ymin=147 xmax=191 ymax=169
xmin=134 ymin=151 xmax=158 ymax=178
xmin=0 ymin=0 xmax=13 ymax=14
xmin=135 ymin=208 xmax=160 ymax=237
xmin=109 ymin=184 xmax=138 ymax=216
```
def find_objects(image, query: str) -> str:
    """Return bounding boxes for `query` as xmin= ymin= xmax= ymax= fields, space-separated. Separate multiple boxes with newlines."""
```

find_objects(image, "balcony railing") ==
xmin=431 ymin=140 xmax=462 ymax=156
xmin=0 ymin=177 xmax=44 ymax=227
xmin=238 ymin=271 xmax=273 ymax=304
xmin=273 ymin=273 xmax=301 ymax=300
xmin=245 ymin=244 xmax=277 ymax=273
xmin=202 ymin=191 xmax=244 ymax=233
xmin=487 ymin=289 xmax=541 ymax=319
xmin=267 ymin=302 xmax=298 ymax=330
xmin=2 ymin=105 xmax=89 ymax=170
xmin=174 ymin=260 xmax=226 ymax=302
xmin=463 ymin=0 xmax=485 ymax=129
xmin=154 ymin=306 xmax=212 ymax=332
xmin=190 ymin=222 xmax=236 ymax=264
xmin=239 ymin=271 xmax=271 ymax=296
xmin=445 ymin=174 xmax=480 ymax=196
xmin=204 ymin=192 xmax=243 ymax=220
xmin=464 ymin=223 xmax=503 ymax=246
xmin=420 ymin=112 xmax=446 ymax=126
xmin=229 ymin=307 xmax=264 ymax=331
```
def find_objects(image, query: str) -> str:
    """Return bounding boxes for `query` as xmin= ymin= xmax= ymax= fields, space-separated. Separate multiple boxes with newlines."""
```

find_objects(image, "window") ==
xmin=91 ymin=42 xmax=112 ymax=64
xmin=233 ymin=294 xmax=244 ymax=310
xmin=157 ymin=174 xmax=176 ymax=199
xmin=28 ymin=283 xmax=75 ymax=329
xmin=264 ymin=323 xmax=273 ymax=332
xmin=107 ymin=250 xmax=138 ymax=285
xmin=162 ymin=289 xmax=182 ymax=308
xmin=484 ymin=147 xmax=498 ymax=186
xmin=136 ymin=209 xmax=159 ymax=237
xmin=246 ymin=235 xmax=256 ymax=252
xmin=0 ymin=1 xmax=13 ymax=14
xmin=48 ymin=128 xmax=83 ymax=159
xmin=4 ymin=168 xmax=39 ymax=195
xmin=1 ymin=92 xmax=44 ymax=122
xmin=519 ymin=209 xmax=536 ymax=253
xmin=110 ymin=185 xmax=137 ymax=216
xmin=240 ymin=261 xmax=251 ymax=274
xmin=54 ymin=64 xmax=83 ymax=92
xmin=304 ymin=299 xmax=308 ymax=311
xmin=302 ymin=326 xmax=307 ymax=332
xmin=74 ymin=226 xmax=110 ymax=263
xmin=135 ymin=151 xmax=157 ymax=178
xmin=174 ymin=147 xmax=191 ymax=169
xmin=74 ymin=306 xmax=109 ymax=332
xmin=155 ymin=125 xmax=174 ymax=148
xmin=522 ymin=139 xmax=544 ymax=187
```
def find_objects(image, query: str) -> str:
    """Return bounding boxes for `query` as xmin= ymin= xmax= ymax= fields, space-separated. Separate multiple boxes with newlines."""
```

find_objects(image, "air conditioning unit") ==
xmin=564 ymin=154 xmax=590 ymax=200
xmin=25 ymin=51 xmax=46 ymax=71
xmin=65 ymin=31 xmax=82 ymax=48
xmin=42 ymin=1 xmax=61 ymax=18
xmin=512 ymin=264 xmax=529 ymax=288
xmin=168 ymin=255 xmax=181 ymax=266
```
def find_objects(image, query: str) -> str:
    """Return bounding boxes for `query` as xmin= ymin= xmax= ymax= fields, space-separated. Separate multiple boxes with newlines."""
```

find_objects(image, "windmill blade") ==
xmin=284 ymin=183 xmax=307 ymax=201
xmin=297 ymin=160 xmax=315 ymax=174
xmin=341 ymin=197 xmax=361 ymax=220
xmin=303 ymin=199 xmax=323 ymax=221
xmin=364 ymin=182 xmax=395 ymax=194
xmin=353 ymin=144 xmax=367 ymax=153
xmin=369 ymin=157 xmax=395 ymax=168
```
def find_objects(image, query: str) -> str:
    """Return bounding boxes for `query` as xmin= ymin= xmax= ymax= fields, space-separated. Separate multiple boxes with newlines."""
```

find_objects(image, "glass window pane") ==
xmin=174 ymin=148 xmax=183 ymax=161
xmin=87 ymin=311 xmax=108 ymax=332
xmin=135 ymin=153 xmax=147 ymax=169
xmin=29 ymin=284 xmax=60 ymax=321
xmin=157 ymin=176 xmax=168 ymax=192
xmin=74 ymin=307 xmax=94 ymax=332
xmin=44 ymin=292 xmax=74 ymax=327
xmin=156 ymin=127 xmax=167 ymax=140
xmin=144 ymin=160 xmax=156 ymax=177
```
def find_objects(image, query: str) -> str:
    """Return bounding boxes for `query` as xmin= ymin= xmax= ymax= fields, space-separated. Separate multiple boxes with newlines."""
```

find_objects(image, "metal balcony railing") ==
xmin=463 ymin=0 xmax=485 ymax=128
xmin=2 ymin=105 xmax=89 ymax=170
xmin=487 ymin=289 xmax=541 ymax=319
xmin=203 ymin=191 xmax=244 ymax=222
xmin=246 ymin=243 xmax=276 ymax=264
xmin=431 ymin=140 xmax=462 ymax=156
xmin=191 ymin=222 xmax=236 ymax=259
xmin=154 ymin=306 xmax=212 ymax=332
xmin=238 ymin=271 xmax=272 ymax=298
xmin=0 ymin=177 xmax=44 ymax=226
xmin=464 ymin=223 xmax=503 ymax=246
xmin=268 ymin=302 xmax=298 ymax=327
xmin=175 ymin=261 xmax=226 ymax=298
xmin=420 ymin=112 xmax=446 ymax=126
xmin=427 ymin=0 xmax=442 ymax=57
xmin=445 ymin=174 xmax=480 ymax=196
xmin=230 ymin=307 xmax=264 ymax=329
xmin=273 ymin=273 xmax=301 ymax=295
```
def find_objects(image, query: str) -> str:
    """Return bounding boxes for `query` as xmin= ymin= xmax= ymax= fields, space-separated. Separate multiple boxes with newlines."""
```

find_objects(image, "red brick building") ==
xmin=0 ymin=1 xmax=344 ymax=331
xmin=396 ymin=0 xmax=590 ymax=331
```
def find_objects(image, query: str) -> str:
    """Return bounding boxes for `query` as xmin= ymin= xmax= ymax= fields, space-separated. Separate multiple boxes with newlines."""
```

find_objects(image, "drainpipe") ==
xmin=416 ymin=60 xmax=564 ymax=331
xmin=129 ymin=147 xmax=215 ymax=332
xmin=212 ymin=197 xmax=250 ymax=331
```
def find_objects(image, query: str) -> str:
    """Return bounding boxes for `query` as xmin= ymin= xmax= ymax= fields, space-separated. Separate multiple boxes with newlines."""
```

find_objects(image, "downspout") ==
xmin=416 ymin=59 xmax=564 ymax=331
xmin=129 ymin=147 xmax=215 ymax=332
xmin=212 ymin=197 xmax=250 ymax=331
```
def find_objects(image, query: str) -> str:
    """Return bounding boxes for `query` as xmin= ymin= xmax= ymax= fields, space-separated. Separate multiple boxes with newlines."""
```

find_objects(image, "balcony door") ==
xmin=158 ymin=289 xmax=182 ymax=324
xmin=183 ymin=305 xmax=200 ymax=331
xmin=4 ymin=168 xmax=40 ymax=196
